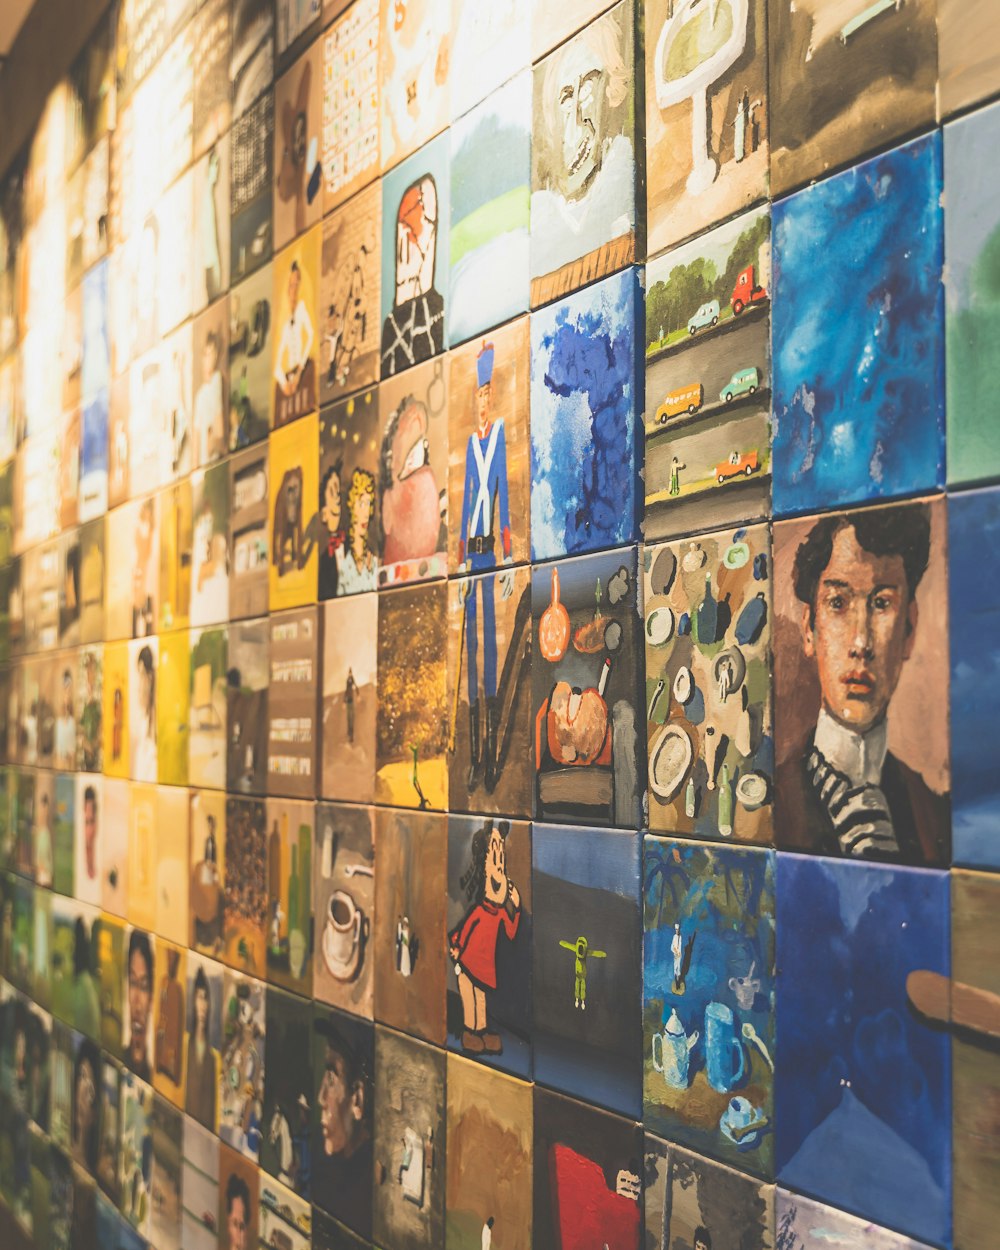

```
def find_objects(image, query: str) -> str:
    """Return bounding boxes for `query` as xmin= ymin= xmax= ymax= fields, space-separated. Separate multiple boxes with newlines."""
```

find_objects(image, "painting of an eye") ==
xmin=398 ymin=437 xmax=429 ymax=481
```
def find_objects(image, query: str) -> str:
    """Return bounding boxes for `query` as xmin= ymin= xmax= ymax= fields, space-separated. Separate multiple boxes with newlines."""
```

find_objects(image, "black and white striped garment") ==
xmin=806 ymin=746 xmax=900 ymax=858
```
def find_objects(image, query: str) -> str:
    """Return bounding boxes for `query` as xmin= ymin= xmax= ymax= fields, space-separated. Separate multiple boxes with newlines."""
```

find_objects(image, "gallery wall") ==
xmin=0 ymin=2 xmax=998 ymax=1249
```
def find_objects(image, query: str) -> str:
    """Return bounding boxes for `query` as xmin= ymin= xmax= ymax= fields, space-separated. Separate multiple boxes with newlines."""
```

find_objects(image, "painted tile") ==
xmin=128 ymin=637 xmax=159 ymax=783
xmin=312 ymin=1206 xmax=371 ymax=1249
xmin=319 ymin=387 xmax=380 ymax=598
xmin=319 ymin=184 xmax=382 ymax=406
xmin=191 ymin=139 xmax=231 ymax=320
xmin=73 ymin=770 xmax=102 ymax=901
xmin=775 ymin=855 xmax=951 ymax=1247
xmin=530 ymin=2 xmax=637 ymax=307
xmin=313 ymin=803 xmax=375 ymax=1018
xmin=320 ymin=594 xmax=377 ymax=803
xmin=311 ymin=1004 xmax=375 ymax=1239
xmin=273 ymin=39 xmax=323 ymax=252
xmin=949 ymin=487 xmax=1000 ymax=869
xmin=650 ymin=1145 xmax=775 ymax=1250
xmin=268 ymin=414 xmax=320 ymax=612
xmin=181 ymin=1115 xmax=219 ymax=1250
xmin=231 ymin=89 xmax=274 ymax=283
xmin=189 ymin=789 xmax=227 ymax=959
xmin=222 ymin=797 xmax=268 ymax=979
xmin=448 ymin=72 xmax=530 ymax=345
xmin=768 ymin=0 xmax=936 ymax=198
xmin=934 ymin=0 xmax=1000 ymax=119
xmin=380 ymin=133 xmax=450 ymax=378
xmin=321 ymin=0 xmax=380 ymax=215
xmin=646 ymin=0 xmax=768 ymax=257
xmin=450 ymin=0 xmax=530 ymax=121
xmin=260 ymin=1172 xmax=312 ymax=1249
xmin=118 ymin=1068 xmax=154 ymax=1237
xmin=944 ymin=101 xmax=1000 ymax=487
xmin=267 ymin=606 xmax=318 ymax=799
xmin=188 ymin=625 xmax=228 ymax=790
xmin=154 ymin=785 xmax=190 ymax=948
xmin=644 ymin=523 xmax=772 ymax=842
xmin=102 ymin=780 xmax=130 ymax=919
xmin=533 ymin=824 xmax=642 ymax=1118
xmin=645 ymin=208 xmax=771 ymax=539
xmin=379 ymin=0 xmax=452 ymax=172
xmin=219 ymin=967 xmax=267 ymax=1160
xmin=229 ymin=445 xmax=270 ymax=621
xmin=447 ymin=816 xmax=531 ymax=1077
xmin=261 ymin=984 xmax=313 ymax=1199
xmin=644 ymin=838 xmax=775 ymax=1178
xmin=445 ymin=1056 xmax=533 ymax=1250
xmin=121 ymin=926 xmax=156 ymax=1086
xmin=231 ymin=0 xmax=275 ymax=122
xmin=776 ymin=1190 xmax=936 ymax=1249
xmin=952 ymin=870 xmax=1000 ymax=1250
xmin=218 ymin=1140 xmax=260 ymax=1246
xmin=272 ymin=227 xmax=322 ymax=431
xmin=157 ymin=628 xmax=190 ymax=788
xmin=276 ymin=0 xmax=322 ymax=65
xmin=151 ymin=938 xmax=188 ymax=1109
xmin=531 ymin=546 xmax=644 ymax=829
xmin=375 ymin=581 xmax=448 ymax=810
xmin=159 ymin=479 xmax=193 ymax=632
xmin=530 ymin=268 xmax=640 ymax=560
xmin=264 ymin=797 xmax=313 ymax=996
xmin=532 ymin=1085 xmax=643 ymax=1250
xmin=228 ymin=263 xmax=275 ymax=451
xmin=79 ymin=519 xmax=106 ymax=643
xmin=373 ymin=808 xmax=447 ymax=1047
xmin=371 ymin=1024 xmax=446 ymax=1250
xmin=773 ymin=498 xmax=950 ymax=866
xmin=190 ymin=463 xmax=231 ymax=627
xmin=190 ymin=299 xmax=230 ymax=469
xmin=226 ymin=618 xmax=270 ymax=796
xmin=772 ymin=135 xmax=944 ymax=516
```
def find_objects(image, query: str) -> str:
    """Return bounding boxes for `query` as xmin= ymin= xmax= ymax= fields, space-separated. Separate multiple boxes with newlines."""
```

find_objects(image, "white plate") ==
xmin=648 ymin=724 xmax=693 ymax=800
xmin=673 ymin=666 xmax=693 ymax=704
xmin=736 ymin=772 xmax=769 ymax=810
xmin=646 ymin=607 xmax=675 ymax=646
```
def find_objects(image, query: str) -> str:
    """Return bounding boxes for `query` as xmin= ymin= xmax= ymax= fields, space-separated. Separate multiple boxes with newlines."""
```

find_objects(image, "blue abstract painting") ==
xmin=950 ymin=486 xmax=1000 ymax=869
xmin=776 ymin=855 xmax=951 ymax=1247
xmin=449 ymin=72 xmax=530 ymax=346
xmin=771 ymin=133 xmax=945 ymax=516
xmin=530 ymin=267 xmax=639 ymax=560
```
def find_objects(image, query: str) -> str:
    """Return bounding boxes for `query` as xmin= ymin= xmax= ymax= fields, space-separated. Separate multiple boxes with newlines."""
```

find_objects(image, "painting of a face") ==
xmin=556 ymin=43 xmax=608 ymax=200
xmin=394 ymin=177 xmax=438 ymax=305
xmin=129 ymin=944 xmax=151 ymax=1047
xmin=484 ymin=828 xmax=508 ymax=906
xmin=322 ymin=468 xmax=342 ymax=532
xmin=381 ymin=398 xmax=438 ymax=564
xmin=803 ymin=524 xmax=916 ymax=734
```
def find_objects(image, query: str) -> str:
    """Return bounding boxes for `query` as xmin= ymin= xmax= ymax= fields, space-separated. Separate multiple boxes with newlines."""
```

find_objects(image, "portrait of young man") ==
xmin=775 ymin=499 xmax=950 ymax=864
xmin=311 ymin=1012 xmax=373 ymax=1240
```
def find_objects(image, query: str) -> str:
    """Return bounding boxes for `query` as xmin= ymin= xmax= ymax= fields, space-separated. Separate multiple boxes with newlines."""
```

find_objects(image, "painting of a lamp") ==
xmin=654 ymin=0 xmax=750 ymax=196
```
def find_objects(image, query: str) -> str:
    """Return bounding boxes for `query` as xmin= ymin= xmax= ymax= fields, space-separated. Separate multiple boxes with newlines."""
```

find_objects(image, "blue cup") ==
xmin=704 ymin=1001 xmax=746 ymax=1093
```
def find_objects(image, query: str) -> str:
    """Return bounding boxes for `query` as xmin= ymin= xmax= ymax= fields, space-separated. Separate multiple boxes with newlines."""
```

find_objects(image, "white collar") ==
xmin=814 ymin=708 xmax=888 ymax=787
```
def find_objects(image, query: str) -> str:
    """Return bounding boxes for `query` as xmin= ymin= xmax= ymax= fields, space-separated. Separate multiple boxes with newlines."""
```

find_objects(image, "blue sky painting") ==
xmin=530 ymin=267 xmax=639 ymax=560
xmin=772 ymin=133 xmax=945 ymax=516
xmin=776 ymin=855 xmax=951 ymax=1247
xmin=949 ymin=486 xmax=1000 ymax=869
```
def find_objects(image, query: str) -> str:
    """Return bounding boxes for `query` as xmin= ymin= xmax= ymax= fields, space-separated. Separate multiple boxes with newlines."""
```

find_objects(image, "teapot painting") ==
xmin=651 ymin=1008 xmax=699 ymax=1089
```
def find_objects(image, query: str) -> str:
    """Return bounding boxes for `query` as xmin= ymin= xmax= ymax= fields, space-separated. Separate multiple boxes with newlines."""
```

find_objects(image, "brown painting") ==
xmin=320 ymin=182 xmax=381 ymax=406
xmin=321 ymin=592 xmax=377 ymax=803
xmin=273 ymin=40 xmax=324 ymax=251
xmin=938 ymin=0 xmax=1000 ymax=118
xmin=267 ymin=606 xmax=318 ymax=798
xmin=314 ymin=802 xmax=375 ymax=1018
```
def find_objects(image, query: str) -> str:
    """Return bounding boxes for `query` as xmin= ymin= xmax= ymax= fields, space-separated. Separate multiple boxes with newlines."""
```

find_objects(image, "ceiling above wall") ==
xmin=0 ymin=0 xmax=35 ymax=61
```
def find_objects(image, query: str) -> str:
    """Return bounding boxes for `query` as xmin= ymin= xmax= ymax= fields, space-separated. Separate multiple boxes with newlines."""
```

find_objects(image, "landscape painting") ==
xmin=447 ymin=816 xmax=531 ymax=1077
xmin=646 ymin=0 xmax=768 ymax=256
xmin=313 ymin=802 xmax=375 ymax=1018
xmin=768 ymin=0 xmax=937 ymax=197
xmin=771 ymin=134 xmax=944 ymax=516
xmin=320 ymin=185 xmax=381 ymax=405
xmin=372 ymin=1026 xmax=446 ymax=1250
xmin=448 ymin=73 xmax=530 ymax=345
xmin=644 ymin=839 xmax=776 ymax=1178
xmin=531 ymin=547 xmax=643 ymax=829
xmin=530 ymin=1 xmax=636 ymax=306
xmin=320 ymin=594 xmax=377 ymax=803
xmin=643 ymin=523 xmax=773 ymax=844
xmin=944 ymin=100 xmax=1000 ymax=487
xmin=532 ymin=824 xmax=641 ymax=1118
xmin=530 ymin=268 xmax=639 ymax=561
xmin=532 ymin=1086 xmax=643 ymax=1250
xmin=775 ymin=856 xmax=951 ymax=1245
xmin=949 ymin=488 xmax=1000 ymax=869
xmin=373 ymin=808 xmax=447 ymax=1047
xmin=445 ymin=1056 xmax=532 ymax=1250
xmin=644 ymin=206 xmax=771 ymax=542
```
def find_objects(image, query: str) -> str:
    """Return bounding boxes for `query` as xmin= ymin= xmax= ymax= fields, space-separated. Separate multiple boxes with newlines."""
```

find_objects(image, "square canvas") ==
xmin=643 ymin=523 xmax=773 ymax=843
xmin=151 ymin=939 xmax=187 ymax=1108
xmin=269 ymin=413 xmax=320 ymax=611
xmin=117 ymin=1070 xmax=153 ymax=1237
xmin=445 ymin=1056 xmax=532 ymax=1250
xmin=226 ymin=619 xmax=270 ymax=796
xmin=371 ymin=1025 xmax=446 ymax=1250
xmin=189 ymin=789 xmax=227 ymax=958
xmin=376 ymin=581 xmax=448 ymax=810
xmin=156 ymin=629 xmax=190 ymax=787
xmin=190 ymin=463 xmax=231 ymax=627
xmin=267 ymin=606 xmax=319 ymax=798
xmin=101 ymin=644 xmax=129 ymax=780
xmin=260 ymin=1177 xmax=312 ymax=1249
xmin=532 ymin=1086 xmax=643 ymax=1250
xmin=448 ymin=73 xmax=530 ymax=345
xmin=322 ymin=0 xmax=380 ymax=214
xmin=531 ymin=547 xmax=644 ymax=829
xmin=646 ymin=0 xmax=768 ymax=256
xmin=768 ymin=0 xmax=936 ymax=197
xmin=219 ymin=969 xmax=266 ymax=1159
xmin=228 ymin=263 xmax=275 ymax=452
xmin=190 ymin=301 xmax=230 ymax=471
xmin=450 ymin=0 xmax=530 ymax=120
xmin=126 ymin=786 xmax=158 ymax=932
xmin=231 ymin=0 xmax=275 ymax=122
xmin=73 ymin=773 xmax=102 ymax=908
xmin=643 ymin=839 xmax=776 ymax=1178
xmin=191 ymin=139 xmax=231 ymax=314
xmin=654 ymin=1147 xmax=774 ymax=1250
xmin=277 ymin=0 xmax=321 ymax=62
xmin=320 ymin=594 xmax=377 ymax=803
xmin=776 ymin=1190 xmax=936 ymax=1250
xmin=222 ymin=797 xmax=268 ymax=978
xmin=532 ymin=824 xmax=642 ymax=1118
xmin=944 ymin=101 xmax=1000 ymax=488
xmin=188 ymin=626 xmax=228 ymax=789
xmin=530 ymin=2 xmax=636 ymax=307
xmin=231 ymin=90 xmax=274 ymax=283
xmin=128 ymin=638 xmax=159 ymax=784
xmin=181 ymin=1117 xmax=219 ymax=1250
xmin=951 ymin=870 xmax=1000 ymax=1250
xmin=771 ymin=134 xmax=944 ymax=516
xmin=192 ymin=0 xmax=231 ymax=159
xmin=159 ymin=479 xmax=193 ymax=632
xmin=373 ymin=808 xmax=447 ymax=1046
xmin=311 ymin=1005 xmax=375 ymax=1238
xmin=102 ymin=781 xmax=129 ymax=919
xmin=264 ymin=798 xmax=313 ymax=995
xmin=121 ymin=928 xmax=155 ymax=1085
xmin=447 ymin=565 xmax=532 ymax=818
xmin=532 ymin=0 xmax=618 ymax=63
xmin=319 ymin=388 xmax=380 ymax=598
xmin=320 ymin=186 xmax=382 ymax=406
xmin=261 ymin=986 xmax=313 ymax=1198
xmin=272 ymin=226 xmax=321 ymax=429
xmin=154 ymin=786 xmax=190 ymax=948
xmin=313 ymin=803 xmax=375 ymax=1017
xmin=949 ymin=488 xmax=1000 ymax=869
xmin=775 ymin=855 xmax=951 ymax=1246
xmin=218 ymin=1142 xmax=259 ymax=1248
xmin=644 ymin=206 xmax=771 ymax=541
xmin=773 ymin=498 xmax=950 ymax=865
xmin=229 ymin=445 xmax=270 ymax=620
xmin=380 ymin=134 xmax=450 ymax=378
xmin=273 ymin=41 xmax=324 ymax=251
xmin=447 ymin=817 xmax=531 ymax=1077
xmin=938 ymin=0 xmax=1000 ymax=119
xmin=379 ymin=0 xmax=452 ymax=172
